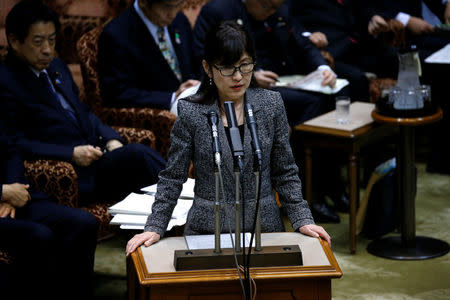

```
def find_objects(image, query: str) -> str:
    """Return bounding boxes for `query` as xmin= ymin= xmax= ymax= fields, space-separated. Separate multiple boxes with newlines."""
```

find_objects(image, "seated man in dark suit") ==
xmin=366 ymin=0 xmax=450 ymax=174
xmin=193 ymin=0 xmax=337 ymax=126
xmin=0 ymin=124 xmax=98 ymax=299
xmin=290 ymin=0 xmax=399 ymax=101
xmin=98 ymin=0 xmax=200 ymax=111
xmin=0 ymin=0 xmax=166 ymax=205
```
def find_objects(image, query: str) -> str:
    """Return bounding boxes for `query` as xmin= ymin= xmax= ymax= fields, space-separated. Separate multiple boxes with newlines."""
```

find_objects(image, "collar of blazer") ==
xmin=201 ymin=88 xmax=264 ymax=176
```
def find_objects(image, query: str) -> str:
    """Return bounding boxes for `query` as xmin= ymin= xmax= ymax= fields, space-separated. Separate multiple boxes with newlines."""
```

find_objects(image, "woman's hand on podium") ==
xmin=126 ymin=231 xmax=161 ymax=256
xmin=299 ymin=224 xmax=331 ymax=246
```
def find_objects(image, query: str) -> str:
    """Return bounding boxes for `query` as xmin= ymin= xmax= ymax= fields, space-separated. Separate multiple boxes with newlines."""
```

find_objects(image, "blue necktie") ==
xmin=39 ymin=72 xmax=77 ymax=122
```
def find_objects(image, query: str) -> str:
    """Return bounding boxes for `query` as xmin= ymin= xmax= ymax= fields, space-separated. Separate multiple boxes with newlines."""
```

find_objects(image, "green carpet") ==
xmin=93 ymin=163 xmax=450 ymax=299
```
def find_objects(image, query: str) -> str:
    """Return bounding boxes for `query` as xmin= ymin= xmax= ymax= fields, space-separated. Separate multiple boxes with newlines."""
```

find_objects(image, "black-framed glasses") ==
xmin=213 ymin=63 xmax=255 ymax=77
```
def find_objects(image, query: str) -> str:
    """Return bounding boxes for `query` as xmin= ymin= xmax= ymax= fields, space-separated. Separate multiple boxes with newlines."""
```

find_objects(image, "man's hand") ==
xmin=407 ymin=16 xmax=433 ymax=35
xmin=309 ymin=32 xmax=328 ymax=49
xmin=368 ymin=15 xmax=389 ymax=35
xmin=72 ymin=145 xmax=103 ymax=167
xmin=254 ymin=70 xmax=279 ymax=89
xmin=1 ymin=183 xmax=30 ymax=208
xmin=0 ymin=202 xmax=16 ymax=218
xmin=321 ymin=69 xmax=336 ymax=88
xmin=175 ymin=79 xmax=201 ymax=100
xmin=106 ymin=139 xmax=123 ymax=152
xmin=445 ymin=2 xmax=450 ymax=24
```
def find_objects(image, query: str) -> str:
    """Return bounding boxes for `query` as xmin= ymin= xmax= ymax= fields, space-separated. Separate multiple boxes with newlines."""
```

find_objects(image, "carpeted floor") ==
xmin=93 ymin=163 xmax=450 ymax=299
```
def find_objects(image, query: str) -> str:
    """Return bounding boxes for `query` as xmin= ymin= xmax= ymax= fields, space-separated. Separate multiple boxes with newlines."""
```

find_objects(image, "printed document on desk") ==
xmin=275 ymin=70 xmax=349 ymax=94
xmin=186 ymin=233 xmax=255 ymax=250
xmin=425 ymin=43 xmax=450 ymax=64
xmin=141 ymin=178 xmax=195 ymax=199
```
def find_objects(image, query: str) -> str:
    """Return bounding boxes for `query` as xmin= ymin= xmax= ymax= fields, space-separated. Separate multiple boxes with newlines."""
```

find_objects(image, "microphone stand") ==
xmin=254 ymin=166 xmax=262 ymax=252
xmin=214 ymin=162 xmax=221 ymax=254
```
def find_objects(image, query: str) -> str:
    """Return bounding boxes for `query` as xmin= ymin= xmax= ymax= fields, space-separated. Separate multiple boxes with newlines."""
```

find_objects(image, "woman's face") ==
xmin=204 ymin=52 xmax=254 ymax=103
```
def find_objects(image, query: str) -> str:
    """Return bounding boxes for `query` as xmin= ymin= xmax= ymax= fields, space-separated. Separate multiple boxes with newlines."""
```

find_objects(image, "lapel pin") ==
xmin=175 ymin=32 xmax=181 ymax=44
xmin=236 ymin=19 xmax=243 ymax=26
xmin=53 ymin=72 xmax=61 ymax=85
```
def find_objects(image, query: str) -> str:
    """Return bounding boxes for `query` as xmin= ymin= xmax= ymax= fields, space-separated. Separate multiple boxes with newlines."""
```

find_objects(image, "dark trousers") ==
xmin=77 ymin=143 xmax=166 ymax=203
xmin=0 ymin=197 xmax=98 ymax=299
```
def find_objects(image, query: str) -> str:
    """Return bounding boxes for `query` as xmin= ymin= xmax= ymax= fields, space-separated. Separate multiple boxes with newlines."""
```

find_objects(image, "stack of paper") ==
xmin=108 ymin=180 xmax=194 ymax=230
xmin=140 ymin=178 xmax=195 ymax=199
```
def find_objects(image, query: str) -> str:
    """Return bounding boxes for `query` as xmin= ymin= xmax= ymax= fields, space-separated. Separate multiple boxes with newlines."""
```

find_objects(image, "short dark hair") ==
xmin=5 ymin=0 xmax=60 ymax=44
xmin=191 ymin=20 xmax=257 ymax=103
xmin=145 ymin=0 xmax=185 ymax=7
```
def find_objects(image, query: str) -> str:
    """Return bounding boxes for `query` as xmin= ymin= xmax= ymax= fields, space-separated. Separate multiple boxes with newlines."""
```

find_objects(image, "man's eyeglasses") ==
xmin=213 ymin=63 xmax=255 ymax=76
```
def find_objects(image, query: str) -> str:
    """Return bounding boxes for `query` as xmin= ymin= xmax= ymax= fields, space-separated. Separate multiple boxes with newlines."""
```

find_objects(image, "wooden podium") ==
xmin=127 ymin=232 xmax=342 ymax=300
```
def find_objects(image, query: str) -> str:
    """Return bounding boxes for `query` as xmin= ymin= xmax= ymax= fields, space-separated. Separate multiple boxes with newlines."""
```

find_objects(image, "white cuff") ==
xmin=396 ymin=12 xmax=411 ymax=27
xmin=302 ymin=31 xmax=312 ymax=37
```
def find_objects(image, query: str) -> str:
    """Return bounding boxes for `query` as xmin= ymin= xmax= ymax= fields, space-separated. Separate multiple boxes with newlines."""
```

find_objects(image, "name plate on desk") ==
xmin=174 ymin=245 xmax=302 ymax=271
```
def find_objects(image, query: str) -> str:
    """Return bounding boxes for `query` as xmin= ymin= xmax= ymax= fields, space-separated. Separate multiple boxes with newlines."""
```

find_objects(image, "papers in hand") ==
xmin=275 ymin=70 xmax=349 ymax=94
xmin=108 ymin=192 xmax=193 ymax=231
xmin=141 ymin=178 xmax=195 ymax=199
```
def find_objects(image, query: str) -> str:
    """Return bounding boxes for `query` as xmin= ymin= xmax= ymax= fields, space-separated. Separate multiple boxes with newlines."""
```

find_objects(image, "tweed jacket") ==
xmin=145 ymin=88 xmax=314 ymax=237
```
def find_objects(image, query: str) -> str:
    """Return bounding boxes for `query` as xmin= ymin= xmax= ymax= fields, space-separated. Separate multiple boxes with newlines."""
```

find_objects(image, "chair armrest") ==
xmin=378 ymin=19 xmax=406 ymax=49
xmin=368 ymin=78 xmax=397 ymax=103
xmin=24 ymin=160 xmax=79 ymax=207
xmin=112 ymin=126 xmax=157 ymax=149
xmin=101 ymin=108 xmax=176 ymax=158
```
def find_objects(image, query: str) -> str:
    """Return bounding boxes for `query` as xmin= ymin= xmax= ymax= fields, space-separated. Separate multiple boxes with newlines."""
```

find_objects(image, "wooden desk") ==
xmin=127 ymin=232 xmax=342 ymax=300
xmin=294 ymin=102 xmax=397 ymax=254
xmin=367 ymin=109 xmax=450 ymax=260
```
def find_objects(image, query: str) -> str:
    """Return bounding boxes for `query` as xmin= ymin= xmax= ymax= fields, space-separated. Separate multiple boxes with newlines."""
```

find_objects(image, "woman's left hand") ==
xmin=299 ymin=224 xmax=331 ymax=246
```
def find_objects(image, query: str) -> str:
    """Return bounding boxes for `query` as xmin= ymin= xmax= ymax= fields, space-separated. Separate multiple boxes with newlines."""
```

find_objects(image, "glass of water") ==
xmin=335 ymin=96 xmax=350 ymax=124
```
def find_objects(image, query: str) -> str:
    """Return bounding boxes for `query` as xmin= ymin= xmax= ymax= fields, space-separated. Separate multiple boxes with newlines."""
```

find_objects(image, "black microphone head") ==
xmin=208 ymin=110 xmax=219 ymax=126
xmin=224 ymin=101 xmax=238 ymax=128
xmin=245 ymin=103 xmax=255 ymax=123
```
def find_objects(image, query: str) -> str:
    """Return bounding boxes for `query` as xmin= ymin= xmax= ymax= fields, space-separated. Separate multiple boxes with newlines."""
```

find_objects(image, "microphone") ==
xmin=208 ymin=111 xmax=222 ymax=166
xmin=245 ymin=103 xmax=262 ymax=169
xmin=224 ymin=101 xmax=244 ymax=158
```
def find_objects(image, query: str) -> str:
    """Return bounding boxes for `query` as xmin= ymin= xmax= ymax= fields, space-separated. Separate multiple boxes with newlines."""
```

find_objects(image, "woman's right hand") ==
xmin=126 ymin=231 xmax=160 ymax=256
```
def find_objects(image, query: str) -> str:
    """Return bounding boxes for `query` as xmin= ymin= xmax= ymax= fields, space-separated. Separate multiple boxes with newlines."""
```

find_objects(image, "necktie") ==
xmin=39 ymin=71 xmax=77 ymax=122
xmin=157 ymin=26 xmax=182 ymax=82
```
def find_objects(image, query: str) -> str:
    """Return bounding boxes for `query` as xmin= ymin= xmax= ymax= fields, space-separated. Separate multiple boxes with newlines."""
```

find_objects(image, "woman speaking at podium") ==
xmin=126 ymin=21 xmax=330 ymax=256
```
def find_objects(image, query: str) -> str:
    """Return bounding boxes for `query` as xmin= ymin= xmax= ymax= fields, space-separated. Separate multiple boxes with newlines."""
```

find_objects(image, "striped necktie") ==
xmin=157 ymin=26 xmax=182 ymax=82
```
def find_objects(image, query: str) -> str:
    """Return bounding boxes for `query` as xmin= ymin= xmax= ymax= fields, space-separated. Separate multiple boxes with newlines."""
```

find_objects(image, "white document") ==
xmin=140 ymin=178 xmax=195 ymax=199
xmin=275 ymin=70 xmax=349 ymax=94
xmin=120 ymin=224 xmax=144 ymax=230
xmin=185 ymin=233 xmax=255 ymax=250
xmin=110 ymin=214 xmax=148 ymax=226
xmin=107 ymin=193 xmax=154 ymax=215
xmin=424 ymin=43 xmax=450 ymax=64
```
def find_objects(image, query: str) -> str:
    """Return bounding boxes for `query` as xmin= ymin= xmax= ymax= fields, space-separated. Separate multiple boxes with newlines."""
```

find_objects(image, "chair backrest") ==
xmin=77 ymin=25 xmax=105 ymax=114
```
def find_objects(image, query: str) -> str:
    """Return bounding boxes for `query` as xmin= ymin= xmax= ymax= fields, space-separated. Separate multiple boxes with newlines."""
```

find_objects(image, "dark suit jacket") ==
xmin=0 ymin=54 xmax=121 ymax=163
xmin=367 ymin=0 xmax=447 ymax=23
xmin=0 ymin=129 xmax=27 ymax=201
xmin=193 ymin=0 xmax=326 ymax=76
xmin=98 ymin=6 xmax=197 ymax=110
xmin=145 ymin=88 xmax=314 ymax=236
xmin=290 ymin=0 xmax=366 ymax=60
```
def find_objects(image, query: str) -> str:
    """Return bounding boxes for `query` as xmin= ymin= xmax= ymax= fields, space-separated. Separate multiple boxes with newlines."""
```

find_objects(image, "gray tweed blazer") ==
xmin=145 ymin=88 xmax=314 ymax=237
